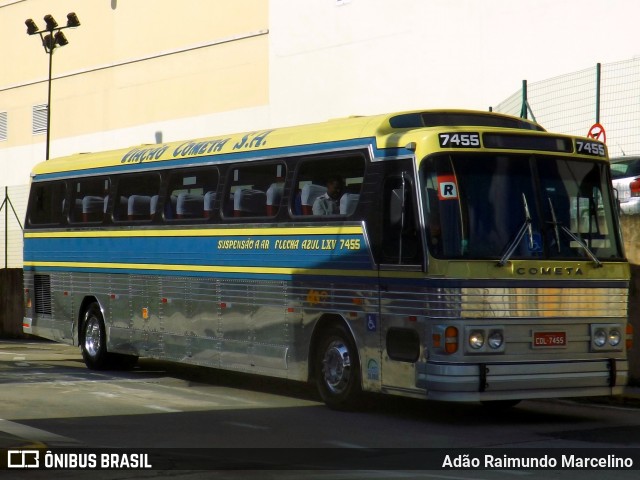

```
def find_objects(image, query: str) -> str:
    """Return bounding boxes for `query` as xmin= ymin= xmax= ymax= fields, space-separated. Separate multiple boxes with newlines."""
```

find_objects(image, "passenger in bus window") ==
xmin=312 ymin=175 xmax=344 ymax=215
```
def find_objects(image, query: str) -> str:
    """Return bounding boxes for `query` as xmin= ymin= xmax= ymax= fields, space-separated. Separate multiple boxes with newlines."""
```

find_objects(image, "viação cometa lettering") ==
xmin=121 ymin=145 xmax=169 ymax=164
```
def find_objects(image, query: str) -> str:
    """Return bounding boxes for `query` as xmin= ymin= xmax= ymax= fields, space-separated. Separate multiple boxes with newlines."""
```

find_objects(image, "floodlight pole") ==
xmin=45 ymin=44 xmax=54 ymax=160
xmin=25 ymin=13 xmax=81 ymax=160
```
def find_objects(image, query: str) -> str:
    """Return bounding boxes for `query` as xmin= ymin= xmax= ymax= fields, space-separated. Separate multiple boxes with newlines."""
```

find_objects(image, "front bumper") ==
xmin=420 ymin=359 xmax=627 ymax=402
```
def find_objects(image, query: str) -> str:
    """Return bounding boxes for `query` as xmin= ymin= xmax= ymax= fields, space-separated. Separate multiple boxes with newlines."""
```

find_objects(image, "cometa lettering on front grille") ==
xmin=515 ymin=266 xmax=584 ymax=276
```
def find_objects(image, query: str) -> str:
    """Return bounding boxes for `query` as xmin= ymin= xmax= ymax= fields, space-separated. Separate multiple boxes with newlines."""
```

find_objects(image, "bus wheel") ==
xmin=315 ymin=324 xmax=362 ymax=410
xmin=81 ymin=303 xmax=110 ymax=370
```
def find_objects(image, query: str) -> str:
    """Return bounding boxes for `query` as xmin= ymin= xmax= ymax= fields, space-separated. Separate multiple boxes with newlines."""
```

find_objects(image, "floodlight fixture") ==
xmin=43 ymin=14 xmax=58 ymax=31
xmin=25 ymin=19 xmax=39 ymax=35
xmin=42 ymin=34 xmax=54 ymax=51
xmin=66 ymin=12 xmax=81 ymax=28
xmin=54 ymin=31 xmax=69 ymax=47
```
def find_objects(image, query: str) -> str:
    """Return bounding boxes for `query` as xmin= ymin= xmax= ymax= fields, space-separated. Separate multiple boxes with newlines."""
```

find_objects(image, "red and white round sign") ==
xmin=587 ymin=123 xmax=606 ymax=143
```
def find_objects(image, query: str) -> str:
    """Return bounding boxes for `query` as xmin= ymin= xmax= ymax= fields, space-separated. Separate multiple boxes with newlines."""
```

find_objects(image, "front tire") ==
xmin=315 ymin=324 xmax=362 ymax=410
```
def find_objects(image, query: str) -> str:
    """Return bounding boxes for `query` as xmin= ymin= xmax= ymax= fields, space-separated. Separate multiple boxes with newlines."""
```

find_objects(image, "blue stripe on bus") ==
xmin=23 ymin=234 xmax=374 ymax=270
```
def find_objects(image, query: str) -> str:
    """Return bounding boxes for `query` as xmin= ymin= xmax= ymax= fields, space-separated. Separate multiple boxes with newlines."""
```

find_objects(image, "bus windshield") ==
xmin=422 ymin=153 xmax=623 ymax=262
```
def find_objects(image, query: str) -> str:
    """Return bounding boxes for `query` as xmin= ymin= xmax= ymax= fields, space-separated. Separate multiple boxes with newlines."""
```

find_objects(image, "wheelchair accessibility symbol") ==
xmin=366 ymin=314 xmax=377 ymax=332
xmin=528 ymin=232 xmax=543 ymax=253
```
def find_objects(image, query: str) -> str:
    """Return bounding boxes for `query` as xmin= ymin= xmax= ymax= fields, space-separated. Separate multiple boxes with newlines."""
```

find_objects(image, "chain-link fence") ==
xmin=0 ymin=185 xmax=27 ymax=269
xmin=493 ymin=58 xmax=640 ymax=159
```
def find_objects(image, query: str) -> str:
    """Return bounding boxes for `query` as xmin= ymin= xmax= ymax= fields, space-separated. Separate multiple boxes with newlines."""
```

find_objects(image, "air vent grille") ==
xmin=34 ymin=274 xmax=52 ymax=315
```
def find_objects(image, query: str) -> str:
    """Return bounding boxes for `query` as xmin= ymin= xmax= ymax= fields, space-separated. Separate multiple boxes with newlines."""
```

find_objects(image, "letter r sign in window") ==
xmin=437 ymin=175 xmax=458 ymax=200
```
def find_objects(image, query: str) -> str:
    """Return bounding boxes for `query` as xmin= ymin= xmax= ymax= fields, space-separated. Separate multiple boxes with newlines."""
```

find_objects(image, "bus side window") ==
xmin=28 ymin=181 xmax=66 ymax=226
xmin=224 ymin=163 xmax=285 ymax=219
xmin=166 ymin=167 xmax=219 ymax=221
xmin=292 ymin=154 xmax=365 ymax=218
xmin=113 ymin=173 xmax=161 ymax=222
xmin=382 ymin=175 xmax=422 ymax=265
xmin=69 ymin=177 xmax=110 ymax=224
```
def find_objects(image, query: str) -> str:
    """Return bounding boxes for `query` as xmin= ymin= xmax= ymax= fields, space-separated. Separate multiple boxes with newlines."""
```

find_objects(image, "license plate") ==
xmin=533 ymin=331 xmax=567 ymax=348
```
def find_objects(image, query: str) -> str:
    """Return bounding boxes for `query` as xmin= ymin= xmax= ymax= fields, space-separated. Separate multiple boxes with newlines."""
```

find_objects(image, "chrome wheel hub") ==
xmin=84 ymin=317 xmax=101 ymax=358
xmin=322 ymin=340 xmax=351 ymax=394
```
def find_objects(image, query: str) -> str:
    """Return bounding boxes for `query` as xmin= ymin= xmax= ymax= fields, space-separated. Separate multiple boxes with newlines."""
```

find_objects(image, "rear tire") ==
xmin=80 ymin=302 xmax=138 ymax=370
xmin=315 ymin=324 xmax=362 ymax=410
xmin=80 ymin=303 xmax=110 ymax=370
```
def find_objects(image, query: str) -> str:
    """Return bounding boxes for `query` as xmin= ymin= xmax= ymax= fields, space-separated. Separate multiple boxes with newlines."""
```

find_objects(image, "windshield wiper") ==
xmin=547 ymin=197 xmax=561 ymax=253
xmin=498 ymin=193 xmax=534 ymax=267
xmin=547 ymin=197 xmax=602 ymax=268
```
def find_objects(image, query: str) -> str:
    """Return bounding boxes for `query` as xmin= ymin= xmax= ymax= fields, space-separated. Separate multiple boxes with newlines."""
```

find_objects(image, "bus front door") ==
xmin=377 ymin=171 xmax=426 ymax=396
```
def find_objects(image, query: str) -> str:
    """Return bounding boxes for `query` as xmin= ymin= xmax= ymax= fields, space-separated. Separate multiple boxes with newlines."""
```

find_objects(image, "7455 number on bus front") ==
xmin=576 ymin=140 xmax=606 ymax=157
xmin=438 ymin=132 xmax=481 ymax=148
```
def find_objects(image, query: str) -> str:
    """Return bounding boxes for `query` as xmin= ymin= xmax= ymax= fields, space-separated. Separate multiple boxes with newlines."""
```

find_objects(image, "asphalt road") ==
xmin=1 ymin=340 xmax=640 ymax=480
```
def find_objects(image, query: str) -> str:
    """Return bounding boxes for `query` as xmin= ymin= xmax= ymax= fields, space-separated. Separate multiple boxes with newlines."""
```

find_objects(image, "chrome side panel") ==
xmin=25 ymin=270 xmax=379 ymax=385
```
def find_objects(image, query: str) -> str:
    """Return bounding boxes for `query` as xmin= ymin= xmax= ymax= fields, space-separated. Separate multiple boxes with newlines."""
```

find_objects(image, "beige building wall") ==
xmin=0 ymin=0 xmax=269 ymax=267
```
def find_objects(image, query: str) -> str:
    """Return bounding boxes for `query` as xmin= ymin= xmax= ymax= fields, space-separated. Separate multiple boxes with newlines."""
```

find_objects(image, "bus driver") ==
xmin=312 ymin=175 xmax=344 ymax=215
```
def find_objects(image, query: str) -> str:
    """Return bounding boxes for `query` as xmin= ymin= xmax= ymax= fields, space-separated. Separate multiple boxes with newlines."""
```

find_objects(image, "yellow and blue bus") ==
xmin=23 ymin=109 xmax=632 ymax=409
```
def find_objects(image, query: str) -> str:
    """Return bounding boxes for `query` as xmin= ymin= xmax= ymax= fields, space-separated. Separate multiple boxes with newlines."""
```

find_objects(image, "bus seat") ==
xmin=340 ymin=193 xmax=359 ymax=215
xmin=266 ymin=183 xmax=284 ymax=216
xmin=203 ymin=191 xmax=216 ymax=218
xmin=234 ymin=188 xmax=266 ymax=217
xmin=128 ymin=195 xmax=151 ymax=220
xmin=150 ymin=195 xmax=159 ymax=216
xmin=82 ymin=196 xmax=104 ymax=222
xmin=300 ymin=184 xmax=327 ymax=215
xmin=177 ymin=193 xmax=204 ymax=219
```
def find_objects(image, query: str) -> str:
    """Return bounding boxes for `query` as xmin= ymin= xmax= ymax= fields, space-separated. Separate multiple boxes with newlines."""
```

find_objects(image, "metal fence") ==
xmin=0 ymin=185 xmax=27 ymax=269
xmin=493 ymin=58 xmax=640 ymax=159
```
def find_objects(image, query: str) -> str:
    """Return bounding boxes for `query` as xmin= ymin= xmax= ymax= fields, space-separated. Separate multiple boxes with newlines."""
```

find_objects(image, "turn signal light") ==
xmin=445 ymin=326 xmax=458 ymax=354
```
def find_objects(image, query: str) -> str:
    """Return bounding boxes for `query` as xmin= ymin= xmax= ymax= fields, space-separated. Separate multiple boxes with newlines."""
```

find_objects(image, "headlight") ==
xmin=488 ymin=331 xmax=504 ymax=349
xmin=609 ymin=329 xmax=621 ymax=347
xmin=590 ymin=324 xmax=625 ymax=351
xmin=593 ymin=329 xmax=607 ymax=347
xmin=469 ymin=331 xmax=484 ymax=349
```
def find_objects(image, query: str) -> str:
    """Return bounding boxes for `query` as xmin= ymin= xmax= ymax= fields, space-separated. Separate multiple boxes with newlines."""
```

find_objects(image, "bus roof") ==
xmin=31 ymin=109 xmax=544 ymax=177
